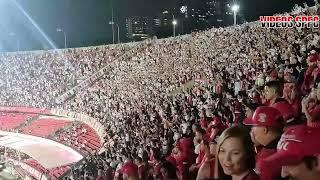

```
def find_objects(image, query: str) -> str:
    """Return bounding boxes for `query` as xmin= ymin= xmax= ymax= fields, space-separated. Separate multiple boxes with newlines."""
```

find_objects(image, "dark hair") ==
xmin=195 ymin=127 xmax=206 ymax=135
xmin=161 ymin=161 xmax=177 ymax=178
xmin=267 ymin=126 xmax=284 ymax=136
xmin=303 ymin=156 xmax=318 ymax=170
xmin=265 ymin=81 xmax=283 ymax=96
xmin=152 ymin=148 xmax=161 ymax=161
xmin=135 ymin=156 xmax=142 ymax=163
xmin=215 ymin=126 xmax=256 ymax=179
xmin=142 ymin=151 xmax=149 ymax=162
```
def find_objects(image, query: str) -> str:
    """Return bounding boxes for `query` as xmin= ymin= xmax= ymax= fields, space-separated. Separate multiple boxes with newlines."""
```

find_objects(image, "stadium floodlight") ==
xmin=56 ymin=28 xmax=67 ymax=49
xmin=172 ymin=20 xmax=177 ymax=37
xmin=172 ymin=20 xmax=177 ymax=25
xmin=231 ymin=4 xmax=240 ymax=26
xmin=109 ymin=21 xmax=120 ymax=44
xmin=231 ymin=4 xmax=239 ymax=12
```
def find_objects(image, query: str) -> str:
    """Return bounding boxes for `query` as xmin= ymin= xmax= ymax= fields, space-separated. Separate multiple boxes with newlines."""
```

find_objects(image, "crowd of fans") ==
xmin=0 ymin=3 xmax=320 ymax=180
xmin=0 ymin=44 xmax=130 ymax=107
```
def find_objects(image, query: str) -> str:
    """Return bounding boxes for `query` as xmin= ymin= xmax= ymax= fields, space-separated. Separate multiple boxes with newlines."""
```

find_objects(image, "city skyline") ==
xmin=0 ymin=0 xmax=315 ymax=52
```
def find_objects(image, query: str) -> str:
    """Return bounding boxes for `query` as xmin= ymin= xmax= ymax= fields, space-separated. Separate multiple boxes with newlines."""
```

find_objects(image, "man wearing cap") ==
xmin=264 ymin=125 xmax=320 ymax=180
xmin=244 ymin=106 xmax=284 ymax=180
xmin=118 ymin=161 xmax=139 ymax=180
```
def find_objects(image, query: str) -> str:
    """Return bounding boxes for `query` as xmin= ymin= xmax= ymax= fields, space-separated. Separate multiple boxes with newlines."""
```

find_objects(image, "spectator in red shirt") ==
xmin=173 ymin=137 xmax=196 ymax=180
xmin=207 ymin=115 xmax=227 ymax=141
xmin=135 ymin=154 xmax=153 ymax=180
xmin=283 ymin=75 xmax=302 ymax=117
xmin=264 ymin=81 xmax=287 ymax=106
xmin=301 ymin=91 xmax=320 ymax=128
xmin=301 ymin=54 xmax=319 ymax=96
xmin=118 ymin=162 xmax=139 ymax=180
xmin=264 ymin=125 xmax=320 ymax=180
xmin=193 ymin=127 xmax=207 ymax=166
xmin=244 ymin=106 xmax=284 ymax=180
xmin=215 ymin=126 xmax=259 ymax=180
xmin=196 ymin=137 xmax=216 ymax=180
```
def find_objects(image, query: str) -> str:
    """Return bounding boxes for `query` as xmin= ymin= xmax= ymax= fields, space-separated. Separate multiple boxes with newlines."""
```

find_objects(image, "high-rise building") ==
xmin=125 ymin=16 xmax=152 ymax=41
xmin=153 ymin=18 xmax=161 ymax=27
xmin=176 ymin=0 xmax=233 ymax=29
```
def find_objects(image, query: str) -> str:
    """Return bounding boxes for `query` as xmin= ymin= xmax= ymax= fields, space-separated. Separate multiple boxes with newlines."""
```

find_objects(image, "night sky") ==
xmin=0 ymin=0 xmax=315 ymax=52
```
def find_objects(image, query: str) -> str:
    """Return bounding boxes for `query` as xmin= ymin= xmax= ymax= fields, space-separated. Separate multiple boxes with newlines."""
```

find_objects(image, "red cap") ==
xmin=118 ymin=162 xmax=138 ymax=176
xmin=243 ymin=106 xmax=284 ymax=128
xmin=307 ymin=54 xmax=319 ymax=63
xmin=271 ymin=102 xmax=295 ymax=123
xmin=264 ymin=125 xmax=320 ymax=166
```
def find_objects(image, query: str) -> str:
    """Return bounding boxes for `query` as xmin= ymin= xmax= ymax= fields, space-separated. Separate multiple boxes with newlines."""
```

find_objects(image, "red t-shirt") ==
xmin=256 ymin=140 xmax=281 ymax=180
xmin=289 ymin=97 xmax=302 ymax=118
xmin=201 ymin=154 xmax=215 ymax=178
xmin=242 ymin=170 xmax=260 ymax=180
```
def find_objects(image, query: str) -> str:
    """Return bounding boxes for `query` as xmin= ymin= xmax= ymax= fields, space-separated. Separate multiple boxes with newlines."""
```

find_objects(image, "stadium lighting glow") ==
xmin=172 ymin=20 xmax=177 ymax=25
xmin=231 ymin=4 xmax=240 ymax=12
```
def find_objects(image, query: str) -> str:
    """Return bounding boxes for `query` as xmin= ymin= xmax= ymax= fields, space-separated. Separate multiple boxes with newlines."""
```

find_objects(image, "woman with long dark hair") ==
xmin=215 ymin=126 xmax=259 ymax=180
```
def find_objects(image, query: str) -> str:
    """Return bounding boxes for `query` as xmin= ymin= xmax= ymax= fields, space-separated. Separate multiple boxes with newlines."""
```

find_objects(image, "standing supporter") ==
xmin=282 ymin=75 xmax=302 ymax=117
xmin=301 ymin=83 xmax=320 ymax=127
xmin=192 ymin=127 xmax=207 ymax=166
xmin=135 ymin=153 xmax=153 ymax=180
xmin=244 ymin=106 xmax=284 ymax=180
xmin=301 ymin=54 xmax=319 ymax=95
xmin=196 ymin=138 xmax=216 ymax=180
xmin=264 ymin=125 xmax=320 ymax=180
xmin=118 ymin=162 xmax=139 ymax=180
xmin=264 ymin=81 xmax=287 ymax=106
xmin=207 ymin=115 xmax=226 ymax=141
xmin=215 ymin=126 xmax=259 ymax=180
xmin=172 ymin=137 xmax=196 ymax=180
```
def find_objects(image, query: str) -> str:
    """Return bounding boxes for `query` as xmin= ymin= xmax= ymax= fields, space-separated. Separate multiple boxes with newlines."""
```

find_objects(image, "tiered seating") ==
xmin=49 ymin=166 xmax=70 ymax=179
xmin=0 ymin=113 xmax=36 ymax=131
xmin=24 ymin=159 xmax=47 ymax=174
xmin=59 ymin=124 xmax=101 ymax=154
xmin=21 ymin=119 xmax=70 ymax=138
xmin=25 ymin=159 xmax=70 ymax=180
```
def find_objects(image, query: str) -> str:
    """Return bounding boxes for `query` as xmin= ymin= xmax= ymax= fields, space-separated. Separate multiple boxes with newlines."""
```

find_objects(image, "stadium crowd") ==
xmin=1 ymin=4 xmax=320 ymax=180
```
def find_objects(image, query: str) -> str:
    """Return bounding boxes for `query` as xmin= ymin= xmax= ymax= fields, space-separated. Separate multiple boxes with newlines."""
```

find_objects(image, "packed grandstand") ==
xmin=0 ymin=4 xmax=319 ymax=180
